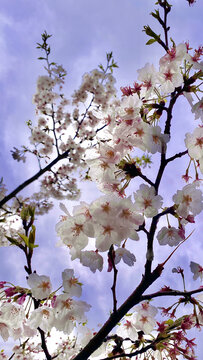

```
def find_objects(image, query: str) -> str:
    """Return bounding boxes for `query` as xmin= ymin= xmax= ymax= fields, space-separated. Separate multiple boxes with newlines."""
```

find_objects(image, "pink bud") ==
xmin=5 ymin=287 xmax=17 ymax=297
xmin=0 ymin=281 xmax=6 ymax=289
xmin=178 ymin=227 xmax=185 ymax=240
xmin=17 ymin=294 xmax=27 ymax=305
xmin=186 ymin=215 xmax=195 ymax=223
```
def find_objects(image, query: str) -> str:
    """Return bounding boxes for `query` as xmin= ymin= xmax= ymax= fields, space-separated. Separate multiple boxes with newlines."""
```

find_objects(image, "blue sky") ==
xmin=0 ymin=0 xmax=203 ymax=357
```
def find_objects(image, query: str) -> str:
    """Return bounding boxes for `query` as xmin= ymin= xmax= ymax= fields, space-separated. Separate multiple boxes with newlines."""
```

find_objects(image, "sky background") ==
xmin=0 ymin=0 xmax=203 ymax=358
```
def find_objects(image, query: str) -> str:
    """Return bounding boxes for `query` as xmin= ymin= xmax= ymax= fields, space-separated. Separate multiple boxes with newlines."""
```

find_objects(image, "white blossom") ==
xmin=27 ymin=273 xmax=52 ymax=300
xmin=115 ymin=247 xmax=136 ymax=266
xmin=173 ymin=183 xmax=203 ymax=218
xmin=62 ymin=269 xmax=82 ymax=298
xmin=190 ymin=261 xmax=203 ymax=280
xmin=157 ymin=226 xmax=184 ymax=246
xmin=80 ymin=250 xmax=103 ymax=273
xmin=134 ymin=184 xmax=163 ymax=217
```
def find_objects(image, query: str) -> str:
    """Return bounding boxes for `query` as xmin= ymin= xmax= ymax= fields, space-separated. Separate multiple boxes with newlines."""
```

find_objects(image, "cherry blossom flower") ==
xmin=114 ymin=247 xmax=136 ymax=266
xmin=135 ymin=312 xmax=156 ymax=334
xmin=143 ymin=125 xmax=169 ymax=154
xmin=28 ymin=307 xmax=55 ymax=332
xmin=94 ymin=222 xmax=128 ymax=252
xmin=54 ymin=294 xmax=91 ymax=333
xmin=27 ymin=273 xmax=52 ymax=300
xmin=137 ymin=63 xmax=158 ymax=98
xmin=134 ymin=184 xmax=163 ymax=217
xmin=173 ymin=183 xmax=203 ymax=218
xmin=185 ymin=127 xmax=203 ymax=173
xmin=190 ymin=261 xmax=203 ymax=280
xmin=158 ymin=63 xmax=183 ymax=94
xmin=159 ymin=43 xmax=187 ymax=67
xmin=134 ymin=302 xmax=158 ymax=334
xmin=157 ymin=226 xmax=184 ymax=246
xmin=0 ymin=303 xmax=26 ymax=341
xmin=56 ymin=213 xmax=93 ymax=255
xmin=62 ymin=269 xmax=82 ymax=298
xmin=80 ymin=250 xmax=103 ymax=273
xmin=116 ymin=314 xmax=138 ymax=341
xmin=0 ymin=323 xmax=9 ymax=342
xmin=120 ymin=92 xmax=142 ymax=113
xmin=191 ymin=98 xmax=203 ymax=122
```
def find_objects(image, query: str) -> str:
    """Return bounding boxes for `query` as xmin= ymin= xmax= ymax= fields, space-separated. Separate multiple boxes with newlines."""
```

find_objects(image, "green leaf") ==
xmin=111 ymin=62 xmax=119 ymax=68
xmin=98 ymin=64 xmax=105 ymax=72
xmin=28 ymin=206 xmax=35 ymax=219
xmin=165 ymin=319 xmax=174 ymax=326
xmin=151 ymin=9 xmax=160 ymax=20
xmin=18 ymin=233 xmax=29 ymax=247
xmin=30 ymin=243 xmax=39 ymax=249
xmin=38 ymin=57 xmax=46 ymax=60
xmin=6 ymin=236 xmax=21 ymax=247
xmin=29 ymin=225 xmax=35 ymax=244
xmin=170 ymin=37 xmax=176 ymax=47
xmin=143 ymin=25 xmax=161 ymax=42
xmin=146 ymin=38 xmax=157 ymax=45
xmin=106 ymin=52 xmax=113 ymax=62
xmin=28 ymin=225 xmax=38 ymax=249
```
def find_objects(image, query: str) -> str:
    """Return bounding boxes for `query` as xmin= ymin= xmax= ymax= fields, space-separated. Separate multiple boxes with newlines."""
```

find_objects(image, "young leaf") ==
xmin=6 ymin=236 xmax=20 ymax=247
xmin=18 ymin=233 xmax=29 ymax=247
xmin=146 ymin=38 xmax=157 ymax=45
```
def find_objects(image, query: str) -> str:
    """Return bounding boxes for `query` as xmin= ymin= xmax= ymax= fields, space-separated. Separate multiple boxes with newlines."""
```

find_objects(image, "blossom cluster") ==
xmin=84 ymin=44 xmax=202 ymax=198
xmin=56 ymin=181 xmax=203 ymax=271
xmin=0 ymin=269 xmax=90 ymax=345
xmin=0 ymin=6 xmax=203 ymax=359
xmin=56 ymin=189 xmax=162 ymax=270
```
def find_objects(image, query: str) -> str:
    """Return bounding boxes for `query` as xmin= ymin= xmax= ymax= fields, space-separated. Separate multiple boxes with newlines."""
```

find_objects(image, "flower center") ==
xmin=71 ymin=223 xmax=83 ymax=236
xmin=195 ymin=137 xmax=203 ymax=148
xmin=143 ymin=199 xmax=152 ymax=209
xmin=183 ymin=194 xmax=192 ymax=206
xmin=39 ymin=281 xmax=50 ymax=291
xmin=102 ymin=225 xmax=113 ymax=235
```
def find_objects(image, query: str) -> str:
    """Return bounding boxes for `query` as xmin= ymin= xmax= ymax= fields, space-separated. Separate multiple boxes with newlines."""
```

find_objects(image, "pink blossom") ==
xmin=17 ymin=294 xmax=27 ymax=305
xmin=4 ymin=287 xmax=17 ymax=298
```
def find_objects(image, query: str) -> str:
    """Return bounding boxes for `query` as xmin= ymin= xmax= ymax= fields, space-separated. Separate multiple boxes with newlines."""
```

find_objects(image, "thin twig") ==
xmin=99 ymin=342 xmax=154 ymax=360
xmin=108 ymin=245 xmax=118 ymax=313
xmin=166 ymin=150 xmax=188 ymax=163
xmin=73 ymin=264 xmax=163 ymax=360
xmin=140 ymin=287 xmax=203 ymax=301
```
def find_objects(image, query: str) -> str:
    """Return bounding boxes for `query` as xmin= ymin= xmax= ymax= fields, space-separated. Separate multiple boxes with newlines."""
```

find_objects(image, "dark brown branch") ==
xmin=23 ymin=230 xmax=52 ymax=360
xmin=99 ymin=342 xmax=154 ymax=360
xmin=0 ymin=149 xmax=70 ymax=208
xmin=138 ymin=172 xmax=155 ymax=187
xmin=141 ymin=287 xmax=203 ymax=301
xmin=166 ymin=150 xmax=188 ymax=164
xmin=73 ymin=264 xmax=163 ymax=360
xmin=144 ymin=206 xmax=175 ymax=276
xmin=8 ymin=339 xmax=30 ymax=360
xmin=159 ymin=0 xmax=171 ymax=50
xmin=164 ymin=88 xmax=182 ymax=137
xmin=37 ymin=327 xmax=52 ymax=360
xmin=108 ymin=245 xmax=118 ymax=313
xmin=73 ymin=71 xmax=200 ymax=360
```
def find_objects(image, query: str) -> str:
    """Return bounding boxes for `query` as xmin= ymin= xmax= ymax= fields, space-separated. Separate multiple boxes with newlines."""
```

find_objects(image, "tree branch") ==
xmin=108 ymin=245 xmax=118 ymax=313
xmin=141 ymin=287 xmax=203 ymax=301
xmin=144 ymin=206 xmax=175 ymax=276
xmin=73 ymin=264 xmax=163 ymax=360
xmin=0 ymin=149 xmax=70 ymax=208
xmin=99 ymin=342 xmax=154 ymax=360
xmin=37 ymin=327 xmax=52 ymax=360
xmin=166 ymin=150 xmax=188 ymax=164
